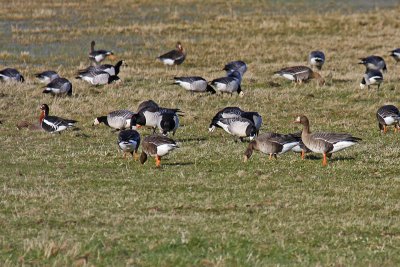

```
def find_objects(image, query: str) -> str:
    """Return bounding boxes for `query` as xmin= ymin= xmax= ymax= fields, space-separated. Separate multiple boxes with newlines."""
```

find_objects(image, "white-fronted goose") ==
xmin=0 ymin=68 xmax=24 ymax=82
xmin=157 ymin=42 xmax=186 ymax=66
xmin=390 ymin=49 xmax=400 ymax=63
xmin=376 ymin=105 xmax=400 ymax=133
xmin=223 ymin=60 xmax=248 ymax=76
xmin=210 ymin=71 xmax=244 ymax=96
xmin=89 ymin=40 xmax=114 ymax=63
xmin=76 ymin=69 xmax=120 ymax=85
xmin=216 ymin=117 xmax=257 ymax=142
xmin=93 ymin=110 xmax=135 ymax=130
xmin=118 ymin=129 xmax=141 ymax=160
xmin=243 ymin=132 xmax=300 ymax=161
xmin=274 ymin=66 xmax=324 ymax=85
xmin=360 ymin=69 xmax=383 ymax=89
xmin=173 ymin=76 xmax=216 ymax=94
xmin=35 ymin=71 xmax=59 ymax=83
xmin=140 ymin=134 xmax=178 ymax=167
xmin=359 ymin=56 xmax=387 ymax=72
xmin=39 ymin=104 xmax=77 ymax=133
xmin=43 ymin=77 xmax=72 ymax=96
xmin=78 ymin=60 xmax=126 ymax=76
xmin=294 ymin=115 xmax=361 ymax=166
xmin=209 ymin=107 xmax=262 ymax=134
xmin=308 ymin=51 xmax=325 ymax=70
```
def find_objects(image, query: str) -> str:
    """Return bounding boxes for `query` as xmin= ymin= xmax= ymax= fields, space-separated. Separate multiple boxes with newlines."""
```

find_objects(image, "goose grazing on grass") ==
xmin=209 ymin=107 xmax=262 ymax=134
xmin=78 ymin=60 xmax=126 ymax=76
xmin=39 ymin=104 xmax=77 ymax=133
xmin=389 ymin=49 xmax=400 ymax=63
xmin=43 ymin=77 xmax=72 ymax=96
xmin=308 ymin=50 xmax=325 ymax=70
xmin=157 ymin=42 xmax=186 ymax=66
xmin=376 ymin=105 xmax=400 ymax=133
xmin=136 ymin=100 xmax=159 ymax=113
xmin=223 ymin=60 xmax=248 ymax=76
xmin=216 ymin=117 xmax=257 ymax=142
xmin=359 ymin=56 xmax=387 ymax=72
xmin=294 ymin=115 xmax=361 ymax=166
xmin=210 ymin=71 xmax=244 ymax=96
xmin=89 ymin=40 xmax=114 ymax=63
xmin=360 ymin=69 xmax=383 ymax=89
xmin=76 ymin=69 xmax=120 ymax=85
xmin=131 ymin=106 xmax=180 ymax=136
xmin=243 ymin=132 xmax=300 ymax=161
xmin=0 ymin=68 xmax=24 ymax=82
xmin=173 ymin=76 xmax=216 ymax=94
xmin=93 ymin=110 xmax=135 ymax=130
xmin=35 ymin=70 xmax=59 ymax=83
xmin=118 ymin=129 xmax=141 ymax=160
xmin=140 ymin=134 xmax=178 ymax=167
xmin=274 ymin=66 xmax=325 ymax=85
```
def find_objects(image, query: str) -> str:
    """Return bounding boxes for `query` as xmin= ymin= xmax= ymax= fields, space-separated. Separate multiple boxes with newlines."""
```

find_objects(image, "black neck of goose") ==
xmin=91 ymin=41 xmax=95 ymax=52
xmin=114 ymin=61 xmax=123 ymax=73
xmin=237 ymin=85 xmax=242 ymax=94
xmin=246 ymin=124 xmax=256 ymax=137
xmin=98 ymin=116 xmax=109 ymax=126
xmin=206 ymin=85 xmax=216 ymax=94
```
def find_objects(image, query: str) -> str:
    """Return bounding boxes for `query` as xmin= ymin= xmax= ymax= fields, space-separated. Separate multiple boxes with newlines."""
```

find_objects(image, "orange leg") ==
xmin=134 ymin=152 xmax=139 ymax=161
xmin=155 ymin=155 xmax=161 ymax=167
xmin=269 ymin=154 xmax=272 ymax=160
xmin=394 ymin=126 xmax=398 ymax=133
xmin=123 ymin=152 xmax=127 ymax=159
xmin=322 ymin=153 xmax=327 ymax=166
xmin=301 ymin=150 xmax=305 ymax=160
xmin=383 ymin=125 xmax=387 ymax=134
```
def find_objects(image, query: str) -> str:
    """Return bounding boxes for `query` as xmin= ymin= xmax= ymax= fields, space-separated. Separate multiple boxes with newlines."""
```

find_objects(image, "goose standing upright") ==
xmin=157 ymin=42 xmax=186 ymax=66
xmin=389 ymin=49 xmax=400 ymax=63
xmin=89 ymin=40 xmax=114 ymax=64
xmin=308 ymin=51 xmax=325 ymax=70
xmin=294 ymin=115 xmax=361 ymax=166
xmin=376 ymin=105 xmax=400 ymax=133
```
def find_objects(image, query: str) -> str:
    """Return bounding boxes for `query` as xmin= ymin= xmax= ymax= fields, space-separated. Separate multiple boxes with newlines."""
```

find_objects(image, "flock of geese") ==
xmin=1 ymin=41 xmax=400 ymax=167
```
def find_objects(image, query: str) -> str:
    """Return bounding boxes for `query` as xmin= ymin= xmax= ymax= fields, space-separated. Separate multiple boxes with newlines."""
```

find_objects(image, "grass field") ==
xmin=2 ymin=1 xmax=400 ymax=266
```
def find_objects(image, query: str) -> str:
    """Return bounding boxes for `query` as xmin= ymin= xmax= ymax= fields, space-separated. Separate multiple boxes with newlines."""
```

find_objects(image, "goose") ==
xmin=76 ymin=69 xmax=120 ymax=85
xmin=210 ymin=71 xmax=244 ymax=96
xmin=35 ymin=70 xmax=59 ymax=83
xmin=78 ymin=60 xmax=126 ymax=76
xmin=136 ymin=99 xmax=159 ymax=113
xmin=173 ymin=76 xmax=216 ymax=94
xmin=89 ymin=40 xmax=114 ymax=63
xmin=223 ymin=60 xmax=247 ymax=76
xmin=208 ymin=107 xmax=262 ymax=134
xmin=0 ymin=68 xmax=24 ymax=82
xmin=294 ymin=115 xmax=361 ymax=166
xmin=359 ymin=56 xmax=387 ymax=72
xmin=274 ymin=66 xmax=325 ymax=85
xmin=39 ymin=104 xmax=77 ymax=133
xmin=308 ymin=50 xmax=325 ymax=70
xmin=16 ymin=120 xmax=43 ymax=131
xmin=130 ymin=107 xmax=180 ymax=135
xmin=389 ymin=49 xmax=400 ymax=63
xmin=118 ymin=129 xmax=141 ymax=160
xmin=216 ymin=117 xmax=257 ymax=142
xmin=376 ymin=105 xmax=400 ymax=133
xmin=360 ymin=69 xmax=383 ymax=89
xmin=140 ymin=134 xmax=178 ymax=167
xmin=157 ymin=42 xmax=186 ymax=66
xmin=287 ymin=132 xmax=312 ymax=159
xmin=243 ymin=132 xmax=300 ymax=161
xmin=93 ymin=110 xmax=135 ymax=130
xmin=42 ymin=77 xmax=72 ymax=96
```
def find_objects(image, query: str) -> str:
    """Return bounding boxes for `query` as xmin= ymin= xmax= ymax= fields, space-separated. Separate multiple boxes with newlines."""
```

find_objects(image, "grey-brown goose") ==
xmin=376 ymin=105 xmax=400 ymax=133
xmin=243 ymin=132 xmax=300 ymax=162
xmin=157 ymin=42 xmax=186 ymax=66
xmin=274 ymin=66 xmax=324 ymax=85
xmin=140 ymin=134 xmax=178 ymax=167
xmin=294 ymin=115 xmax=361 ymax=166
xmin=173 ymin=76 xmax=216 ymax=94
xmin=93 ymin=110 xmax=134 ymax=130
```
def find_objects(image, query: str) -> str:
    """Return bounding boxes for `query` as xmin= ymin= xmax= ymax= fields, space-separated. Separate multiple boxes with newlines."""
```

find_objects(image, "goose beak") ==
xmin=293 ymin=117 xmax=301 ymax=123
xmin=136 ymin=125 xmax=142 ymax=128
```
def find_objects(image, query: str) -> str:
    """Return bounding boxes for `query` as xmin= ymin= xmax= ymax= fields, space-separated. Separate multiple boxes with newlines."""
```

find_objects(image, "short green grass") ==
xmin=2 ymin=1 xmax=400 ymax=266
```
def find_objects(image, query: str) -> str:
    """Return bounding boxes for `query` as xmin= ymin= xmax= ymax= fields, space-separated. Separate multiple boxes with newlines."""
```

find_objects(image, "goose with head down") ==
xmin=294 ymin=115 xmax=361 ymax=166
xmin=359 ymin=55 xmax=387 ymax=72
xmin=43 ymin=77 xmax=72 ymax=96
xmin=93 ymin=110 xmax=135 ymax=131
xmin=223 ymin=60 xmax=247 ymax=77
xmin=376 ymin=105 xmax=400 ymax=133
xmin=76 ymin=69 xmax=120 ymax=85
xmin=118 ymin=129 xmax=141 ymax=160
xmin=216 ymin=117 xmax=257 ymax=142
xmin=35 ymin=70 xmax=59 ymax=83
xmin=274 ymin=66 xmax=324 ymax=85
xmin=308 ymin=50 xmax=325 ymax=70
xmin=131 ymin=106 xmax=180 ymax=136
xmin=208 ymin=107 xmax=262 ymax=134
xmin=0 ymin=68 xmax=24 ymax=82
xmin=78 ymin=60 xmax=127 ymax=76
xmin=173 ymin=76 xmax=216 ymax=94
xmin=140 ymin=134 xmax=178 ymax=167
xmin=360 ymin=69 xmax=383 ymax=90
xmin=210 ymin=71 xmax=244 ymax=96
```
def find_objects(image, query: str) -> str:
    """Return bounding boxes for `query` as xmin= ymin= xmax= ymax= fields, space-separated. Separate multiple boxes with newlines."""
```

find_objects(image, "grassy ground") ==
xmin=2 ymin=1 xmax=400 ymax=266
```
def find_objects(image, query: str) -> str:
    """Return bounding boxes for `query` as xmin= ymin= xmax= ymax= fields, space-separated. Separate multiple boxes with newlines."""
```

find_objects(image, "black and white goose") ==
xmin=216 ymin=117 xmax=257 ymax=142
xmin=39 ymin=104 xmax=77 ymax=133
xmin=131 ymin=106 xmax=180 ymax=136
xmin=157 ymin=41 xmax=186 ymax=66
xmin=308 ymin=50 xmax=325 ymax=70
xmin=209 ymin=107 xmax=262 ymax=134
xmin=210 ymin=71 xmax=244 ymax=96
xmin=89 ymin=40 xmax=114 ymax=63
xmin=76 ymin=69 xmax=120 ymax=85
xmin=118 ymin=129 xmax=141 ymax=160
xmin=78 ymin=60 xmax=126 ymax=76
xmin=93 ymin=110 xmax=135 ymax=130
xmin=136 ymin=99 xmax=159 ymax=113
xmin=43 ymin=77 xmax=72 ymax=96
xmin=35 ymin=70 xmax=59 ymax=83
xmin=173 ymin=76 xmax=216 ymax=94
xmin=359 ymin=56 xmax=387 ymax=72
xmin=360 ymin=69 xmax=383 ymax=89
xmin=0 ymin=68 xmax=24 ymax=82
xmin=140 ymin=134 xmax=179 ymax=167
xmin=376 ymin=105 xmax=400 ymax=133
xmin=390 ymin=49 xmax=400 ymax=63
xmin=223 ymin=60 xmax=248 ymax=76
